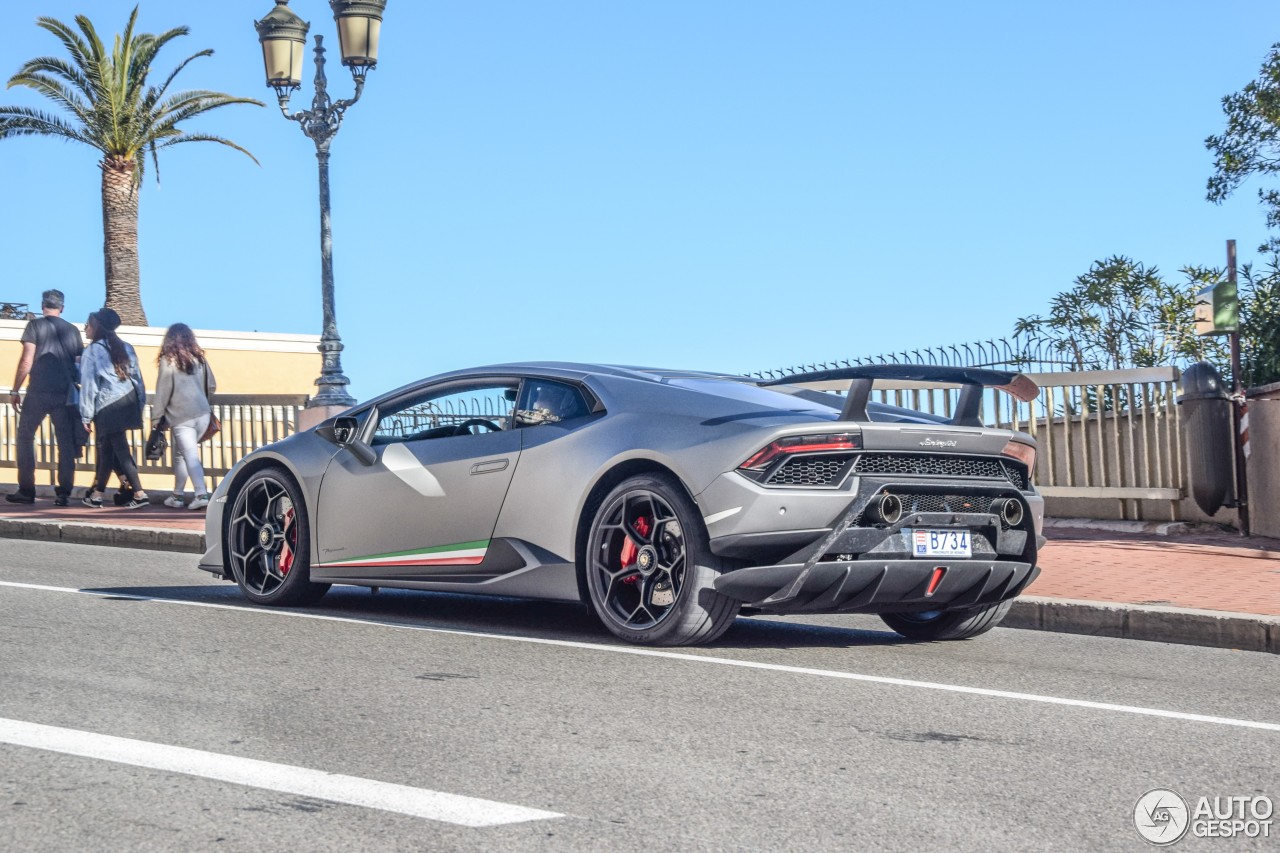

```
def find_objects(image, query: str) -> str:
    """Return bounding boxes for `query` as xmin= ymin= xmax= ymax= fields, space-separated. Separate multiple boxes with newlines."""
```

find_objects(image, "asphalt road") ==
xmin=1 ymin=539 xmax=1277 ymax=852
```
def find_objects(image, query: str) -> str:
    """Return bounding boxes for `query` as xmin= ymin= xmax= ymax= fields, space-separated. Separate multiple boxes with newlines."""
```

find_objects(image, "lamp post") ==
xmin=254 ymin=1 xmax=386 ymax=412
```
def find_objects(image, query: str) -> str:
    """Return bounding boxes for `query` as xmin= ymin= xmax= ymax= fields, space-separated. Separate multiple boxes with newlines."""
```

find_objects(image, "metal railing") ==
xmin=0 ymin=394 xmax=308 ymax=491
xmin=752 ymin=333 xmax=1080 ymax=380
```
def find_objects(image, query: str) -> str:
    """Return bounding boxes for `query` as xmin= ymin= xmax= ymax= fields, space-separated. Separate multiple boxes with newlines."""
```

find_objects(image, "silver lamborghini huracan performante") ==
xmin=199 ymin=363 xmax=1045 ymax=646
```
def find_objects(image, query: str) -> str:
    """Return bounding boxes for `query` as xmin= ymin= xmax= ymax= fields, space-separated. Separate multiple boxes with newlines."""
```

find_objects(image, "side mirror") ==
xmin=330 ymin=416 xmax=376 ymax=466
xmin=332 ymin=416 xmax=359 ymax=445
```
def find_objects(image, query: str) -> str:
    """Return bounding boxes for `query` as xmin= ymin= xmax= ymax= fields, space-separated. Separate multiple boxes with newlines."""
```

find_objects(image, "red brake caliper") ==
xmin=279 ymin=506 xmax=296 ymax=575
xmin=619 ymin=516 xmax=650 ymax=584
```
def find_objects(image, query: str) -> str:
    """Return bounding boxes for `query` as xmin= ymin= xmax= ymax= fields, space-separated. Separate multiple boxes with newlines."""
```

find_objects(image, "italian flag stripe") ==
xmin=318 ymin=540 xmax=489 ymax=569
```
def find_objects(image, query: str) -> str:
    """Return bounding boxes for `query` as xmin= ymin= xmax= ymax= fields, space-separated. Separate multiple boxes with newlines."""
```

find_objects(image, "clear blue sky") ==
xmin=1 ymin=1 xmax=1276 ymax=397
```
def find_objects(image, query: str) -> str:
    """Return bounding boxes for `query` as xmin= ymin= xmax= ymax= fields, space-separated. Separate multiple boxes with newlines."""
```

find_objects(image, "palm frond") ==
xmin=6 ymin=70 xmax=91 ymax=124
xmin=33 ymin=16 xmax=93 ymax=74
xmin=152 ymin=89 xmax=265 ymax=122
xmin=8 ymin=55 xmax=94 ymax=102
xmin=123 ymin=24 xmax=189 ymax=110
xmin=147 ymin=48 xmax=213 ymax=108
xmin=155 ymin=131 xmax=261 ymax=166
xmin=0 ymin=106 xmax=94 ymax=146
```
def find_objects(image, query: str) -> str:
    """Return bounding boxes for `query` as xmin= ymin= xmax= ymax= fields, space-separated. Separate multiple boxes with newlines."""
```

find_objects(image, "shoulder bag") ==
xmin=199 ymin=361 xmax=221 ymax=443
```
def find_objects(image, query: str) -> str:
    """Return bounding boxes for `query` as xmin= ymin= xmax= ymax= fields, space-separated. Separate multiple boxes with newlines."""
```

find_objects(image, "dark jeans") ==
xmin=16 ymin=391 xmax=77 ymax=498
xmin=92 ymin=430 xmax=141 ymax=498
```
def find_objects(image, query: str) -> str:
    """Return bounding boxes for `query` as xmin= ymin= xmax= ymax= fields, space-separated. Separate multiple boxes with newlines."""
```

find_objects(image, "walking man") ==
xmin=8 ymin=289 xmax=84 ymax=506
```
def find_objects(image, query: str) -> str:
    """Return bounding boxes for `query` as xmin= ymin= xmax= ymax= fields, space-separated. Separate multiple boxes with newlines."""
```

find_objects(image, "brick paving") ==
xmin=1030 ymin=528 xmax=1280 ymax=616
xmin=2 ymin=495 xmax=1278 ymax=617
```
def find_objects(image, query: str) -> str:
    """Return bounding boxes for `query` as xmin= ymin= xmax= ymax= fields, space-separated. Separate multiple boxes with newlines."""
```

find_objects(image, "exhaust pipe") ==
xmin=869 ymin=493 xmax=902 ymax=525
xmin=998 ymin=498 xmax=1024 ymax=528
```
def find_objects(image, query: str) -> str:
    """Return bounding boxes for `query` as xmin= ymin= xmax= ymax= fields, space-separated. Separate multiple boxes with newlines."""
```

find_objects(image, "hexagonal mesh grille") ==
xmin=765 ymin=454 xmax=855 ymax=487
xmin=854 ymin=453 xmax=1027 ymax=490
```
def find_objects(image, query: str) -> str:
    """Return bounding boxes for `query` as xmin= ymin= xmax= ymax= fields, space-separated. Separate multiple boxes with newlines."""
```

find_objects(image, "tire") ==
xmin=224 ymin=468 xmax=330 ymax=607
xmin=584 ymin=474 xmax=740 ymax=646
xmin=879 ymin=600 xmax=1012 ymax=641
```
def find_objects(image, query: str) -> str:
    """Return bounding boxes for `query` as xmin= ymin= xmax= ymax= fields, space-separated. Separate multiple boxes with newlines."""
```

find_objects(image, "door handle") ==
xmin=470 ymin=459 xmax=509 ymax=475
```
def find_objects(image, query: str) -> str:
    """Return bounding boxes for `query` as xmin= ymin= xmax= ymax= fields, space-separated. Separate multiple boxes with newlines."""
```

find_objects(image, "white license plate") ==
xmin=911 ymin=529 xmax=971 ymax=558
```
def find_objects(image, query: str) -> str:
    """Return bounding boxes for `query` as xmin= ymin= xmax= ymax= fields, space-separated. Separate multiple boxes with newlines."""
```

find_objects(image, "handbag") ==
xmin=145 ymin=417 xmax=169 ymax=461
xmin=199 ymin=362 xmax=221 ymax=443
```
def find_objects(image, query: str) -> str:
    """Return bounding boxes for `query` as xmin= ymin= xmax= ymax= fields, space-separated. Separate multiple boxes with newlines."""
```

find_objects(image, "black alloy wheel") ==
xmin=226 ymin=469 xmax=330 ymax=606
xmin=585 ymin=474 xmax=738 ymax=646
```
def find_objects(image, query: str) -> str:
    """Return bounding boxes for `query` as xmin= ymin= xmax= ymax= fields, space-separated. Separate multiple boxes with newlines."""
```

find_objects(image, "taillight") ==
xmin=739 ymin=432 xmax=862 ymax=476
xmin=1001 ymin=439 xmax=1036 ymax=473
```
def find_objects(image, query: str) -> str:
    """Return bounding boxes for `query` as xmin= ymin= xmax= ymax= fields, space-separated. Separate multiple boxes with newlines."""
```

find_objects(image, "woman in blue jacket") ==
xmin=79 ymin=308 xmax=149 ymax=508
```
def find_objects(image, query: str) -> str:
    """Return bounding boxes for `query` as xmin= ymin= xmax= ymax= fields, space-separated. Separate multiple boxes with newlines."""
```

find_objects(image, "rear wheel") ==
xmin=585 ymin=474 xmax=739 ymax=646
xmin=880 ymin=600 xmax=1012 ymax=641
xmin=225 ymin=468 xmax=330 ymax=606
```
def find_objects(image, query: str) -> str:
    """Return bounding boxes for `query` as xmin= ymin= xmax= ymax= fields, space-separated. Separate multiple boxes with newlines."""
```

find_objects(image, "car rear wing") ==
xmin=759 ymin=364 xmax=1040 ymax=427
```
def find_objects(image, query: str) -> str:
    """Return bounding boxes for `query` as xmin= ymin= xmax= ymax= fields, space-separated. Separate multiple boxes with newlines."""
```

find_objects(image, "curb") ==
xmin=1006 ymin=596 xmax=1280 ymax=655
xmin=0 ymin=517 xmax=205 ymax=554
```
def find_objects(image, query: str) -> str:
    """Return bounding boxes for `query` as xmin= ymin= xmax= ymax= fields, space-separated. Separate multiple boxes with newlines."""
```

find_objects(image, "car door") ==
xmin=312 ymin=379 xmax=521 ymax=581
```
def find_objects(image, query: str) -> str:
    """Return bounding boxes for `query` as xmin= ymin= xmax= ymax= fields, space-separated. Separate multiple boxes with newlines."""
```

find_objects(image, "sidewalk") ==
xmin=0 ymin=496 xmax=206 ymax=553
xmin=1011 ymin=526 xmax=1280 ymax=654
xmin=1 ymin=492 xmax=1276 ymax=653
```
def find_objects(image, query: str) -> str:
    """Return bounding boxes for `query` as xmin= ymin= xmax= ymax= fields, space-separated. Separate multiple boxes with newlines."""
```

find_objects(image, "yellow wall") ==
xmin=1 ymin=319 xmax=321 ymax=397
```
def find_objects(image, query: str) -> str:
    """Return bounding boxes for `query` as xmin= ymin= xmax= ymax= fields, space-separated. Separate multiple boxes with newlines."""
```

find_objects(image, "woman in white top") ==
xmin=151 ymin=324 xmax=216 ymax=510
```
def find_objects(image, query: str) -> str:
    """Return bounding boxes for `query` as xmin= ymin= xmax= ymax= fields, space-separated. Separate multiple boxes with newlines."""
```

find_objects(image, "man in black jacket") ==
xmin=8 ymin=290 xmax=84 ymax=506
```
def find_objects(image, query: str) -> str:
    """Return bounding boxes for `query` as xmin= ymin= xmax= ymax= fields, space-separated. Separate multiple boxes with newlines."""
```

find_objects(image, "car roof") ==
xmin=357 ymin=362 xmax=945 ymax=424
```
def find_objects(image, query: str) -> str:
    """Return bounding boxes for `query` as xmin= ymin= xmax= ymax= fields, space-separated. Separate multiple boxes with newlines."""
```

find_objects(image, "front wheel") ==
xmin=585 ymin=474 xmax=740 ymax=646
xmin=879 ymin=600 xmax=1013 ymax=641
xmin=225 ymin=468 xmax=330 ymax=607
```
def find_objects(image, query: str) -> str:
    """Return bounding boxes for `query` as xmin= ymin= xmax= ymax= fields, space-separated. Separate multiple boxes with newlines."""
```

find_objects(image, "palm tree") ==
xmin=0 ymin=7 xmax=262 ymax=325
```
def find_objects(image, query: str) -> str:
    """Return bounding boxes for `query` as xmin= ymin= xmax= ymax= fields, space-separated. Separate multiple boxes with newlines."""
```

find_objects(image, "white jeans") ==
xmin=170 ymin=413 xmax=210 ymax=497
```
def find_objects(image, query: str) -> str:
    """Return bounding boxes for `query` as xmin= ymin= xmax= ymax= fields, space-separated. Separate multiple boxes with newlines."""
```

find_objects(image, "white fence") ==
xmin=0 ymin=395 xmax=307 ymax=490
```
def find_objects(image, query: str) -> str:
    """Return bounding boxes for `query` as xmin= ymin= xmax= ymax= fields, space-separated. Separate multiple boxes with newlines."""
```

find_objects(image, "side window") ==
xmin=371 ymin=382 xmax=517 ymax=444
xmin=514 ymin=379 xmax=591 ymax=428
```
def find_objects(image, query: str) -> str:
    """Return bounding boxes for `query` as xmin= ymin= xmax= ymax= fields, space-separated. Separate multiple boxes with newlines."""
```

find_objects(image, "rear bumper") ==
xmin=714 ymin=558 xmax=1039 ymax=614
xmin=709 ymin=476 xmax=1041 ymax=614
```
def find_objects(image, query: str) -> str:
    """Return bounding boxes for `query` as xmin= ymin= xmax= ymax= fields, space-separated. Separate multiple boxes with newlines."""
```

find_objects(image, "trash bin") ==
xmin=1177 ymin=361 xmax=1235 ymax=516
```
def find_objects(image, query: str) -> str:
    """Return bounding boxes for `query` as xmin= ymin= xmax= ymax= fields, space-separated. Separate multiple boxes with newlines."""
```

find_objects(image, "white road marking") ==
xmin=3 ymin=580 xmax=1279 ymax=734
xmin=0 ymin=717 xmax=560 ymax=828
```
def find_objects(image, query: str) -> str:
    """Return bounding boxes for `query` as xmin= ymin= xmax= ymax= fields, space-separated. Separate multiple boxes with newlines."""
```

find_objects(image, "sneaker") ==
xmin=163 ymin=495 xmax=185 ymax=509
xmin=5 ymin=492 xmax=35 ymax=504
xmin=124 ymin=495 xmax=150 ymax=509
xmin=54 ymin=495 xmax=70 ymax=507
xmin=188 ymin=494 xmax=211 ymax=511
xmin=81 ymin=494 xmax=104 ymax=508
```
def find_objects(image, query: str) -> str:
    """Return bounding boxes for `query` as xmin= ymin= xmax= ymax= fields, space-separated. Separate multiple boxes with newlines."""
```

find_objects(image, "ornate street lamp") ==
xmin=254 ymin=0 xmax=387 ymax=410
